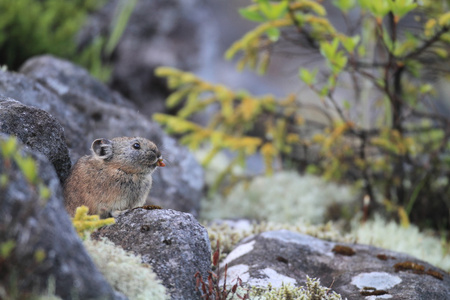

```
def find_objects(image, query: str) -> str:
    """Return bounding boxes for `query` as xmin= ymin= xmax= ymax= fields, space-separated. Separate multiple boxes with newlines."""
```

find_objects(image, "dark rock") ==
xmin=0 ymin=55 xmax=204 ymax=216
xmin=0 ymin=134 xmax=125 ymax=300
xmin=92 ymin=208 xmax=211 ymax=300
xmin=78 ymin=0 xmax=218 ymax=115
xmin=0 ymin=97 xmax=71 ymax=183
xmin=222 ymin=230 xmax=450 ymax=299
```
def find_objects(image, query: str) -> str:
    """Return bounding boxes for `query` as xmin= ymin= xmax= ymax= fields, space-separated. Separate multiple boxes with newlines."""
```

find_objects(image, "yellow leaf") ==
xmin=239 ymin=97 xmax=260 ymax=121
xmin=424 ymin=18 xmax=437 ymax=37
xmin=398 ymin=206 xmax=410 ymax=228
xmin=286 ymin=133 xmax=300 ymax=144
xmin=438 ymin=12 xmax=450 ymax=27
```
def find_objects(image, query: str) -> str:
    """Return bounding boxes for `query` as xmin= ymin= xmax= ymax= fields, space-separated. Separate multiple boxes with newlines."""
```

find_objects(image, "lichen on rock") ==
xmin=83 ymin=237 xmax=168 ymax=300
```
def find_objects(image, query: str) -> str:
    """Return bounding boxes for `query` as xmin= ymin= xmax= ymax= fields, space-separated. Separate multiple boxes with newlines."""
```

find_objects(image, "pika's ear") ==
xmin=91 ymin=138 xmax=113 ymax=160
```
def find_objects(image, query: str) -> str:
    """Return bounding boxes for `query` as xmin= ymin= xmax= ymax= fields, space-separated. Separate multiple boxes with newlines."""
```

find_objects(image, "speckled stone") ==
xmin=222 ymin=230 xmax=450 ymax=299
xmin=92 ymin=208 xmax=211 ymax=300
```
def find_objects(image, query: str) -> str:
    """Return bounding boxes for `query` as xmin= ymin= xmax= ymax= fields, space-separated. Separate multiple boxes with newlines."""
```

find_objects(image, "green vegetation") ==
xmin=0 ymin=0 xmax=134 ymax=80
xmin=0 ymin=0 xmax=99 ymax=66
xmin=155 ymin=0 xmax=450 ymax=230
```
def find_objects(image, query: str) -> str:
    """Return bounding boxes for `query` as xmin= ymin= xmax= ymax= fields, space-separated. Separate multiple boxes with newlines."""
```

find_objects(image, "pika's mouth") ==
xmin=156 ymin=157 xmax=165 ymax=167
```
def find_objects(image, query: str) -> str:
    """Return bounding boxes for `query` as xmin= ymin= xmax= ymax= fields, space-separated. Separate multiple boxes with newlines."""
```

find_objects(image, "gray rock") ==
xmin=92 ymin=208 xmax=211 ymax=300
xmin=78 ymin=0 xmax=218 ymax=115
xmin=0 ymin=134 xmax=125 ymax=300
xmin=0 ymin=97 xmax=71 ymax=183
xmin=0 ymin=55 xmax=204 ymax=216
xmin=0 ymin=69 xmax=87 ymax=160
xmin=222 ymin=230 xmax=450 ymax=299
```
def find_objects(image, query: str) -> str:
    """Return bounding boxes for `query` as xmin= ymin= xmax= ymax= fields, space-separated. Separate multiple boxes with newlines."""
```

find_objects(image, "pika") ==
xmin=63 ymin=137 xmax=165 ymax=218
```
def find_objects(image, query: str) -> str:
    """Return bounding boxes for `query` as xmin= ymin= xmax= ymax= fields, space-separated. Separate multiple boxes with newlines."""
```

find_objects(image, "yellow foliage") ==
xmin=323 ymin=122 xmax=352 ymax=150
xmin=154 ymin=68 xmax=301 ymax=177
xmin=398 ymin=206 xmax=410 ymax=228
xmin=438 ymin=11 xmax=450 ymax=27
xmin=370 ymin=129 xmax=415 ymax=156
xmin=261 ymin=142 xmax=278 ymax=174
xmin=239 ymin=97 xmax=261 ymax=121
xmin=72 ymin=206 xmax=115 ymax=239
xmin=286 ymin=133 xmax=300 ymax=144
xmin=225 ymin=18 xmax=293 ymax=60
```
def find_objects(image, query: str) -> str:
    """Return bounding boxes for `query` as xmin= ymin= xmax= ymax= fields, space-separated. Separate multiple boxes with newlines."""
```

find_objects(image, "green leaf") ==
xmin=332 ymin=0 xmax=356 ymax=12
xmin=266 ymin=27 xmax=280 ymax=42
xmin=438 ymin=11 xmax=450 ymax=27
xmin=239 ymin=7 xmax=266 ymax=22
xmin=343 ymin=100 xmax=351 ymax=110
xmin=34 ymin=248 xmax=46 ymax=263
xmin=382 ymin=27 xmax=394 ymax=52
xmin=357 ymin=45 xmax=366 ymax=57
xmin=0 ymin=136 xmax=17 ymax=159
xmin=341 ymin=35 xmax=360 ymax=53
xmin=14 ymin=155 xmax=38 ymax=184
xmin=419 ymin=84 xmax=434 ymax=94
xmin=0 ymin=240 xmax=15 ymax=258
xmin=270 ymin=1 xmax=289 ymax=19
xmin=259 ymin=0 xmax=274 ymax=19
xmin=298 ymin=68 xmax=318 ymax=85
xmin=39 ymin=184 xmax=51 ymax=200
xmin=258 ymin=0 xmax=288 ymax=20
xmin=432 ymin=47 xmax=448 ymax=59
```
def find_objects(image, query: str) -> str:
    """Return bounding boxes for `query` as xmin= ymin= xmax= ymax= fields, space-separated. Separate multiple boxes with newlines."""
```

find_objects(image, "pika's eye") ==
xmin=132 ymin=143 xmax=141 ymax=149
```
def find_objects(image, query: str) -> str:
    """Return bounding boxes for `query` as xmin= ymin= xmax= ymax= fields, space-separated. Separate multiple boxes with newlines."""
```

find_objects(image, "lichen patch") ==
xmin=247 ymin=268 xmax=297 ymax=288
xmin=219 ymin=264 xmax=250 ymax=286
xmin=220 ymin=240 xmax=255 ymax=268
xmin=351 ymin=272 xmax=402 ymax=291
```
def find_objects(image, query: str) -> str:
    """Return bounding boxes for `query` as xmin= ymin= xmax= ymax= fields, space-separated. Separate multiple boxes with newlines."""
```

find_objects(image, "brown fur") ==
xmin=64 ymin=137 xmax=162 ymax=218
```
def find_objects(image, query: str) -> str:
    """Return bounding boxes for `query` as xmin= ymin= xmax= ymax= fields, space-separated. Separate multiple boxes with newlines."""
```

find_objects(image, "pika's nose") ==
xmin=156 ymin=150 xmax=161 ymax=157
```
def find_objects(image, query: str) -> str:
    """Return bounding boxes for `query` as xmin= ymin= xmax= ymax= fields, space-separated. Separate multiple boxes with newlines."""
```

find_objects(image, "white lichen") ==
xmin=249 ymin=276 xmax=343 ymax=300
xmin=83 ymin=237 xmax=168 ymax=300
xmin=352 ymin=215 xmax=450 ymax=272
xmin=201 ymin=169 xmax=355 ymax=224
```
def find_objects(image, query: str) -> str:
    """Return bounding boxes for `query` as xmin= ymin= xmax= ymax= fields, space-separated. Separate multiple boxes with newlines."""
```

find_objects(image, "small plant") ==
xmin=71 ymin=206 xmax=115 ymax=239
xmin=194 ymin=241 xmax=250 ymax=300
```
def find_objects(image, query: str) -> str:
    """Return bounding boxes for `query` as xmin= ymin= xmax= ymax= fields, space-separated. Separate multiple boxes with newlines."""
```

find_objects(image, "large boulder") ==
xmin=0 ymin=97 xmax=71 ymax=183
xmin=222 ymin=230 xmax=450 ymax=299
xmin=0 ymin=69 xmax=87 ymax=160
xmin=0 ymin=56 xmax=204 ymax=216
xmin=78 ymin=0 xmax=218 ymax=115
xmin=92 ymin=208 xmax=211 ymax=300
xmin=0 ymin=134 xmax=125 ymax=300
